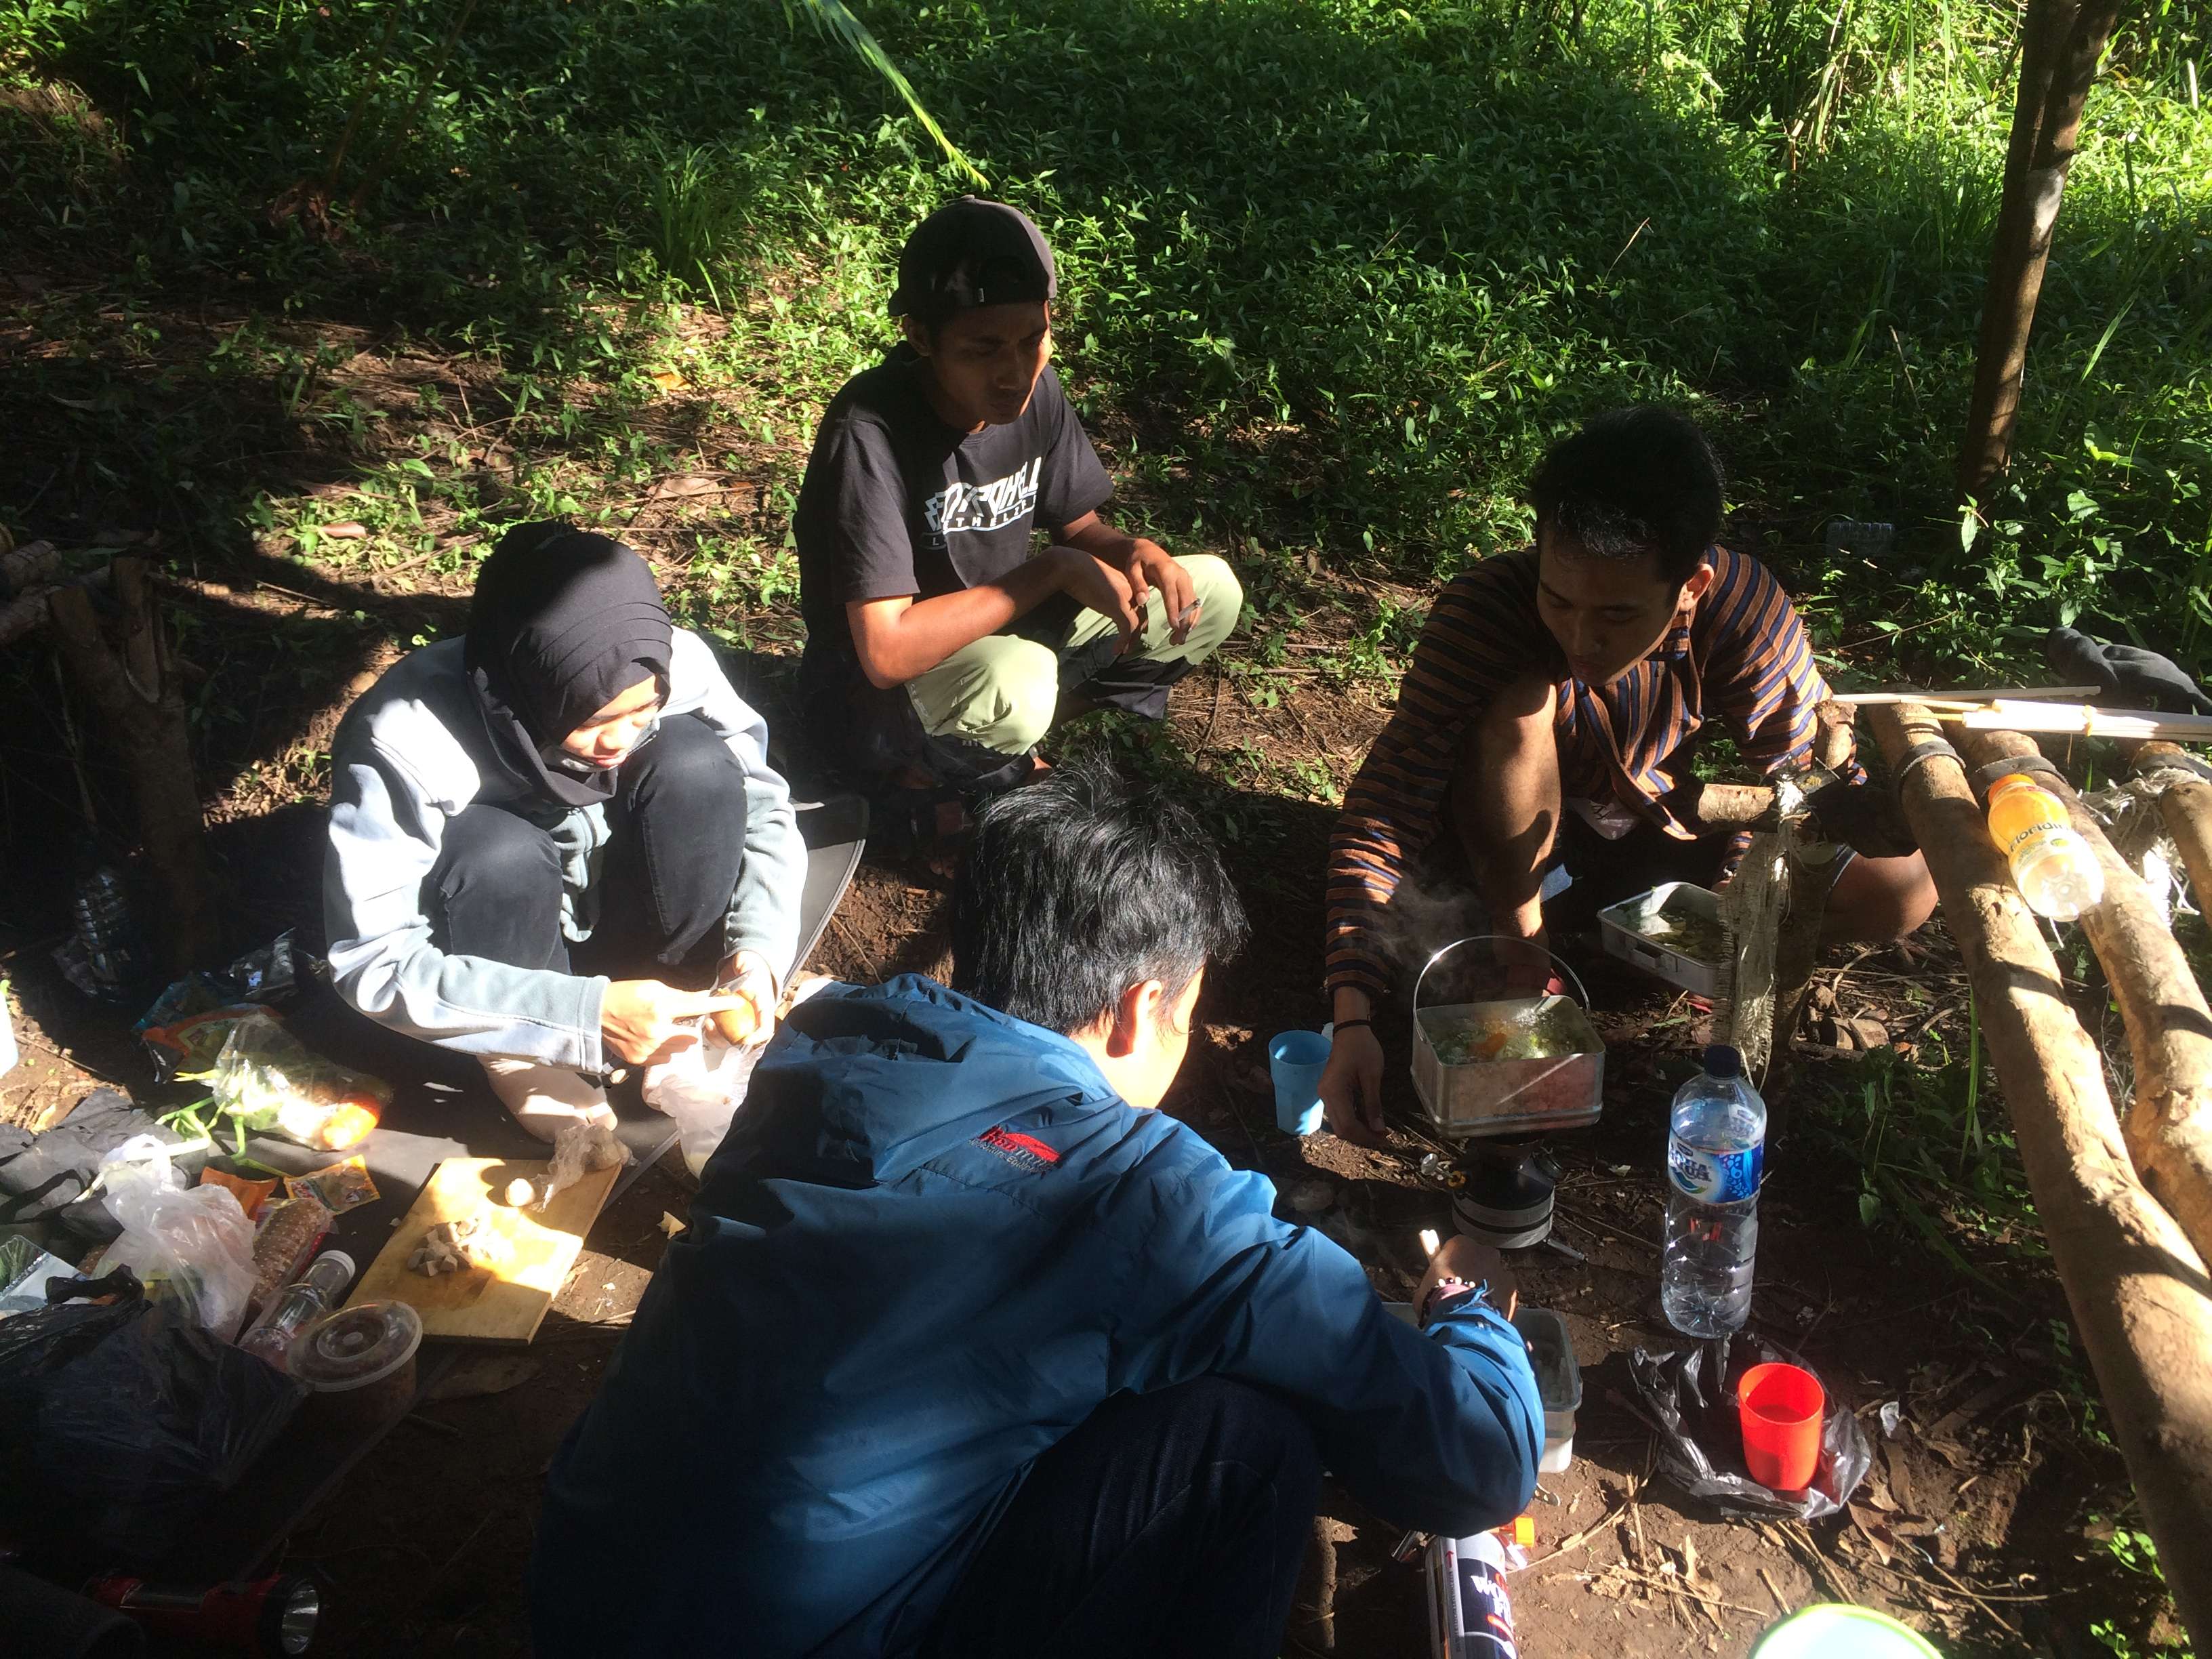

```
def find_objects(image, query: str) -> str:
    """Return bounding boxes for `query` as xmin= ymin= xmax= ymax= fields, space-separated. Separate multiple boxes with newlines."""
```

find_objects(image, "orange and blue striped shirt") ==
xmin=1324 ymin=545 xmax=1838 ymax=998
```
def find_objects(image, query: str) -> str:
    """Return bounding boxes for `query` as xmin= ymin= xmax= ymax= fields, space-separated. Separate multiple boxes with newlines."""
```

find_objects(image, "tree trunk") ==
xmin=1870 ymin=703 xmax=2212 ymax=1649
xmin=2130 ymin=742 xmax=2212 ymax=921
xmin=1958 ymin=0 xmax=2127 ymax=497
xmin=45 ymin=559 xmax=219 ymax=975
xmin=1959 ymin=728 xmax=2212 ymax=1272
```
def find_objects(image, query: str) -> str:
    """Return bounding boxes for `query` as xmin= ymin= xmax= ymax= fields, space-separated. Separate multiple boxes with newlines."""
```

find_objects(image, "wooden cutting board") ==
xmin=346 ymin=1156 xmax=621 ymax=1345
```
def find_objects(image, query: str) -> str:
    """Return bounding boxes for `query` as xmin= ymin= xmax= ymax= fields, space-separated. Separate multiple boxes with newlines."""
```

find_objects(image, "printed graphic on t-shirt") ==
xmin=922 ymin=458 xmax=1041 ymax=548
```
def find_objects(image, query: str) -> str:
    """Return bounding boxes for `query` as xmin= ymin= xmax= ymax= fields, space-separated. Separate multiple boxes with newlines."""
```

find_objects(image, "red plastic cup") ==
xmin=1738 ymin=1361 xmax=1824 ymax=1491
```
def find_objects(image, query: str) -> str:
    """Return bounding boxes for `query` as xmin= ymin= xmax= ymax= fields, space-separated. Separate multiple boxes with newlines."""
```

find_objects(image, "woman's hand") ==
xmin=602 ymin=979 xmax=750 ymax=1067
xmin=712 ymin=951 xmax=778 ymax=1050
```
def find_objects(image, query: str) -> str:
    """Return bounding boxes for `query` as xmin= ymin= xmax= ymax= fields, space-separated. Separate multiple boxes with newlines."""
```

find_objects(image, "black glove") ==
xmin=2045 ymin=628 xmax=2212 ymax=715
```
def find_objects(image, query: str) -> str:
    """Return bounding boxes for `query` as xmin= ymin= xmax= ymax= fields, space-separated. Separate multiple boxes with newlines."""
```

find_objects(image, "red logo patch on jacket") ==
xmin=978 ymin=1126 xmax=1061 ymax=1172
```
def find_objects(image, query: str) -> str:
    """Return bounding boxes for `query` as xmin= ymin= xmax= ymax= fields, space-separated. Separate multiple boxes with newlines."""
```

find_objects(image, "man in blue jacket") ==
xmin=531 ymin=757 xmax=1542 ymax=1658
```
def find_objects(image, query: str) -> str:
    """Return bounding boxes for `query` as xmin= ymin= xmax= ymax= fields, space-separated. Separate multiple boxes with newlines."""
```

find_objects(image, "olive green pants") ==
xmin=906 ymin=554 xmax=1242 ymax=754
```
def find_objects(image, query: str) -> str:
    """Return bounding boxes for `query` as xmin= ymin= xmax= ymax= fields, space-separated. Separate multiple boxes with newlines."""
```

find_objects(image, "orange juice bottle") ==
xmin=1986 ymin=774 xmax=2104 ymax=920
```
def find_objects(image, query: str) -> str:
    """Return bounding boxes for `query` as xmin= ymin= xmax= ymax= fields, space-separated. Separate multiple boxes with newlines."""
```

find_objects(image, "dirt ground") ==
xmin=0 ymin=747 xmax=2167 ymax=1659
xmin=0 ymin=270 xmax=2175 ymax=1656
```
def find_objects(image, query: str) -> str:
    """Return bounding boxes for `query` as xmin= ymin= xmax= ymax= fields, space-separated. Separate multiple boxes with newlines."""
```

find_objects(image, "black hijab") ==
xmin=464 ymin=523 xmax=674 ymax=808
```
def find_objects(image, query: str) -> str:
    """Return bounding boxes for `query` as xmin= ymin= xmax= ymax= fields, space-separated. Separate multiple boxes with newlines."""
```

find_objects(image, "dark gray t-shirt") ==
xmin=794 ymin=347 xmax=1114 ymax=649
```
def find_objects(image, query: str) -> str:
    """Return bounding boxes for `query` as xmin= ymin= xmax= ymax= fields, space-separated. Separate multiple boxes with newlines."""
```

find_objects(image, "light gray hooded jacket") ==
xmin=323 ymin=629 xmax=804 ymax=1073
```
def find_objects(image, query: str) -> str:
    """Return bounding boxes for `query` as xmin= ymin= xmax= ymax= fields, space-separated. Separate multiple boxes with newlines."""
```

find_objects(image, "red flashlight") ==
xmin=82 ymin=1572 xmax=322 ymax=1656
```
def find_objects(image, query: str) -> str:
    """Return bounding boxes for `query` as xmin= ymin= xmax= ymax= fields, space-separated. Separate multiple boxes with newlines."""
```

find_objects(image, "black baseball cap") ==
xmin=888 ymin=197 xmax=1057 ymax=322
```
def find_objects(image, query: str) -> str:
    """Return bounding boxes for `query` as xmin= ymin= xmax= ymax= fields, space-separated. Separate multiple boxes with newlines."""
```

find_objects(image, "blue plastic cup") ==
xmin=1269 ymin=1029 xmax=1332 ymax=1135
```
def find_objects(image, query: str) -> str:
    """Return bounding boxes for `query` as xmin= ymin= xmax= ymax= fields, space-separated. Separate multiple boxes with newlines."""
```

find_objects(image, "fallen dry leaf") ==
xmin=319 ymin=520 xmax=369 ymax=539
xmin=649 ymin=369 xmax=685 ymax=391
xmin=650 ymin=474 xmax=722 ymax=499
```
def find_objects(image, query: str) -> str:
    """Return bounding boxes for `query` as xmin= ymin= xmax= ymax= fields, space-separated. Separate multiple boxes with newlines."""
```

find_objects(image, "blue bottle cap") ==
xmin=1703 ymin=1044 xmax=1743 ymax=1078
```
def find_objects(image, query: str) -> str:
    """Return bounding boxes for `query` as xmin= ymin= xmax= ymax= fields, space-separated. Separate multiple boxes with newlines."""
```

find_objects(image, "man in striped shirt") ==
xmin=1320 ymin=408 xmax=1933 ymax=1142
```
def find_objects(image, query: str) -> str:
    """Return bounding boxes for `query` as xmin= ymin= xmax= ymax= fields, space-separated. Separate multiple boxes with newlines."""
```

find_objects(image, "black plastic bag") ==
xmin=0 ymin=1280 xmax=307 ymax=1564
xmin=1625 ymin=1332 xmax=1870 ymax=1521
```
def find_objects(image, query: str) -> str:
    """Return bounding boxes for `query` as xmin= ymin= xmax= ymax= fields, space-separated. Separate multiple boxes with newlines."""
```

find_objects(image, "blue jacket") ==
xmin=531 ymin=977 xmax=1541 ymax=1657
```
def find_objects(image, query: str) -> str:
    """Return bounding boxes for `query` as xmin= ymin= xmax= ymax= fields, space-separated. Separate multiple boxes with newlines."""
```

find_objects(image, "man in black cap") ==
xmin=794 ymin=197 xmax=1240 ymax=807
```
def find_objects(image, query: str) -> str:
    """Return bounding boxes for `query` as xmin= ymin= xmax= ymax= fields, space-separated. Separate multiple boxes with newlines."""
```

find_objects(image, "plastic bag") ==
xmin=205 ymin=1010 xmax=390 ymax=1149
xmin=0 ymin=1092 xmax=186 ymax=1225
xmin=100 ymin=1150 xmax=258 ymax=1338
xmin=1624 ymin=1333 xmax=1870 ymax=1521
xmin=0 ymin=1284 xmax=306 ymax=1565
xmin=644 ymin=1036 xmax=764 ymax=1176
xmin=135 ymin=932 xmax=307 ymax=1080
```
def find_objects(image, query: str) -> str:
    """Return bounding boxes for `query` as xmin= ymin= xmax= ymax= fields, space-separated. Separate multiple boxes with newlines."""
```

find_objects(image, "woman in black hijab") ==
xmin=325 ymin=523 xmax=807 ymax=1139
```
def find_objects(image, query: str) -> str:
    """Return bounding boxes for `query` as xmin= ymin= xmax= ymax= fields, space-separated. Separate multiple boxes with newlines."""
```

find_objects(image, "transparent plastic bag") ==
xmin=205 ymin=1010 xmax=390 ymax=1150
xmin=644 ymin=1036 xmax=764 ymax=1178
xmin=101 ymin=1150 xmax=258 ymax=1338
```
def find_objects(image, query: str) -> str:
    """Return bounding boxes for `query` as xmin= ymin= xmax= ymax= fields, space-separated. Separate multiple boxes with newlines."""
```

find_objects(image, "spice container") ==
xmin=288 ymin=1300 xmax=422 ymax=1427
xmin=239 ymin=1250 xmax=356 ymax=1372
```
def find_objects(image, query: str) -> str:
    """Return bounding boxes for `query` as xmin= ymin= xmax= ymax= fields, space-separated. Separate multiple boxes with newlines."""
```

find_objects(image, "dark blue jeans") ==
xmin=424 ymin=713 xmax=747 ymax=982
xmin=921 ymin=1378 xmax=1323 ymax=1659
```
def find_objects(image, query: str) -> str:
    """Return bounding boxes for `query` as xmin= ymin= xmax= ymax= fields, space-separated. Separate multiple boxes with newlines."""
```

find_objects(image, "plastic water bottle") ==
xmin=1661 ymin=1046 xmax=1765 ymax=1338
xmin=72 ymin=867 xmax=148 ymax=989
xmin=239 ymin=1250 xmax=356 ymax=1372
xmin=1985 ymin=773 xmax=2104 ymax=920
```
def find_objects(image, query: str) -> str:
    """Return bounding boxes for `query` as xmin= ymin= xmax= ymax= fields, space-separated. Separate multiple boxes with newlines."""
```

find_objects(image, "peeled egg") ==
xmin=506 ymin=1178 xmax=535 ymax=1208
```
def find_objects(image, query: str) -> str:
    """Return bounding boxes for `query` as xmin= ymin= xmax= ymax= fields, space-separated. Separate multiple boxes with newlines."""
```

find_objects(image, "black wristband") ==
xmin=1970 ymin=752 xmax=2065 ymax=802
xmin=1332 ymin=1019 xmax=1372 ymax=1034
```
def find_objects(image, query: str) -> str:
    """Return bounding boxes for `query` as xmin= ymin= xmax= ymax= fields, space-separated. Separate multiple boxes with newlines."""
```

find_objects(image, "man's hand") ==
xmin=1492 ymin=931 xmax=1556 ymax=999
xmin=1319 ymin=1021 xmax=1387 ymax=1146
xmin=602 ymin=979 xmax=751 ymax=1067
xmin=1418 ymin=1235 xmax=1519 ymax=1322
xmin=1052 ymin=546 xmax=1144 ymax=651
xmin=712 ymin=950 xmax=778 ymax=1051
xmin=1120 ymin=539 xmax=1200 ymax=645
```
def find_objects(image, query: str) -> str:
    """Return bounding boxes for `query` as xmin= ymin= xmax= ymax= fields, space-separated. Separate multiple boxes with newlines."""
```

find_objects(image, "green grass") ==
xmin=3 ymin=0 xmax=2207 ymax=686
xmin=2 ymin=7 xmax=2204 ymax=1645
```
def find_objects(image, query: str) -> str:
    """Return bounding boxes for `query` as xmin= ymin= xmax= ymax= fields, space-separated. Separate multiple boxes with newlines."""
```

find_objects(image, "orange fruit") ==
xmin=711 ymin=994 xmax=760 ymax=1047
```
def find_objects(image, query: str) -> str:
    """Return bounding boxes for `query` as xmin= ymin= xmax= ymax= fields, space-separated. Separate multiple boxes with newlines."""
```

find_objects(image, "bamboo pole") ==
xmin=1870 ymin=703 xmax=2212 ymax=1646
xmin=1961 ymin=702 xmax=2212 ymax=742
xmin=1959 ymin=728 xmax=2212 ymax=1271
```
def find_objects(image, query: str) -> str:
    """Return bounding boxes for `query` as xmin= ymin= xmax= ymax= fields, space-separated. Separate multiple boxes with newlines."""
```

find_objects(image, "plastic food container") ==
xmin=1598 ymin=882 xmax=1724 ymax=996
xmin=1511 ymin=1306 xmax=1581 ymax=1473
xmin=287 ymin=1300 xmax=423 ymax=1428
xmin=1410 ymin=941 xmax=1604 ymax=1141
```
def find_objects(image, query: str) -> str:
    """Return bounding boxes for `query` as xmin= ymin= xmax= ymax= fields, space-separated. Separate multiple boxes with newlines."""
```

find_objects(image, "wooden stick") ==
xmin=1960 ymin=703 xmax=2212 ymax=743
xmin=1673 ymin=779 xmax=1774 ymax=832
xmin=1868 ymin=702 xmax=2212 ymax=1648
xmin=0 ymin=539 xmax=59 ymax=596
xmin=1831 ymin=685 xmax=2099 ymax=706
xmin=1960 ymin=727 xmax=2212 ymax=1269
